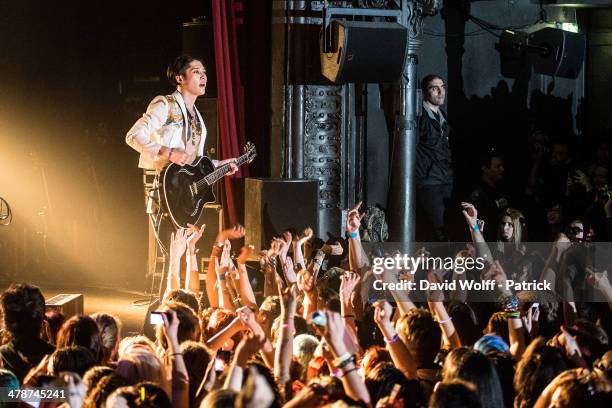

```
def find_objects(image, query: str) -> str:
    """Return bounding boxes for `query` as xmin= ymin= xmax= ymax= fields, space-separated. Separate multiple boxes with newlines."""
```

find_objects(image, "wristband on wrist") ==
xmin=332 ymin=352 xmax=353 ymax=368
xmin=342 ymin=314 xmax=355 ymax=319
xmin=170 ymin=352 xmax=183 ymax=357
xmin=341 ymin=367 xmax=358 ymax=377
xmin=472 ymin=224 xmax=480 ymax=232
xmin=348 ymin=232 xmax=359 ymax=239
xmin=438 ymin=317 xmax=453 ymax=324
xmin=217 ymin=273 xmax=225 ymax=281
xmin=385 ymin=333 xmax=400 ymax=344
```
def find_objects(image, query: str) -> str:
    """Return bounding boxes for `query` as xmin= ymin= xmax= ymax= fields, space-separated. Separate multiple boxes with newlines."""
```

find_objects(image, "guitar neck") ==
xmin=204 ymin=152 xmax=251 ymax=185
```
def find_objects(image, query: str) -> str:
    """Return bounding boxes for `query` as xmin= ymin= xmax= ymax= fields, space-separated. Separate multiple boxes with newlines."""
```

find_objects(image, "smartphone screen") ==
xmin=150 ymin=311 xmax=164 ymax=325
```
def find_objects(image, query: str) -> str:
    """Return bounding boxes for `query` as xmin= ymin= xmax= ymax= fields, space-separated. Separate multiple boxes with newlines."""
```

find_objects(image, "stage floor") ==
xmin=0 ymin=282 xmax=153 ymax=338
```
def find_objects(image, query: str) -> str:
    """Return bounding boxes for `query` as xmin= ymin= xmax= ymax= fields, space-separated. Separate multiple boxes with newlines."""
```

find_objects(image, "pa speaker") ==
xmin=320 ymin=20 xmax=407 ymax=84
xmin=497 ymin=30 xmax=531 ymax=79
xmin=528 ymin=27 xmax=585 ymax=79
xmin=183 ymin=18 xmax=217 ymax=97
xmin=245 ymin=178 xmax=319 ymax=252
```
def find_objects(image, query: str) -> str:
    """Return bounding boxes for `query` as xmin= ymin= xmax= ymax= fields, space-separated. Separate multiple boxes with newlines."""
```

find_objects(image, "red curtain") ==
xmin=213 ymin=0 xmax=247 ymax=227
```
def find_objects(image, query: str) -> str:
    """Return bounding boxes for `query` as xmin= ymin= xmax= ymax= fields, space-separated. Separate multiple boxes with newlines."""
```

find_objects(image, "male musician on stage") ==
xmin=126 ymin=54 xmax=238 ymax=173
xmin=125 ymin=54 xmax=238 ymax=296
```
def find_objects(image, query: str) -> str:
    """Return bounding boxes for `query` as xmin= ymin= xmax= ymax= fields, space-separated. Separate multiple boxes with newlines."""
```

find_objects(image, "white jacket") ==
xmin=126 ymin=90 xmax=207 ymax=169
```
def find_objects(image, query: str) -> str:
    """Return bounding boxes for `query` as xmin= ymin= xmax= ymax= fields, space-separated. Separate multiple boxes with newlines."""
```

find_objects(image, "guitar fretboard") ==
xmin=194 ymin=152 xmax=252 ymax=190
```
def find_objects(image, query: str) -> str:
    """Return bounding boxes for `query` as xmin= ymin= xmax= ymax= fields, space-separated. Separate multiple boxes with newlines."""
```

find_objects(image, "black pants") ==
xmin=416 ymin=183 xmax=453 ymax=241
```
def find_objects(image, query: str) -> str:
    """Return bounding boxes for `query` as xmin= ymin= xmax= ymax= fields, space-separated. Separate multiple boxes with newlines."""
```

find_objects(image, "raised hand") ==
xmin=322 ymin=242 xmax=343 ymax=256
xmin=218 ymin=224 xmax=246 ymax=241
xmin=170 ymin=228 xmax=190 ymax=259
xmin=215 ymin=240 xmax=232 ymax=277
xmin=161 ymin=309 xmax=180 ymax=349
xmin=373 ymin=299 xmax=393 ymax=327
xmin=346 ymin=202 xmax=364 ymax=234
xmin=297 ymin=227 xmax=313 ymax=246
xmin=339 ymin=271 xmax=360 ymax=305
xmin=461 ymin=202 xmax=478 ymax=228
xmin=297 ymin=268 xmax=316 ymax=294
xmin=186 ymin=223 xmax=206 ymax=252
xmin=236 ymin=244 xmax=254 ymax=265
xmin=586 ymin=267 xmax=611 ymax=292
xmin=234 ymin=332 xmax=266 ymax=367
xmin=279 ymin=283 xmax=298 ymax=316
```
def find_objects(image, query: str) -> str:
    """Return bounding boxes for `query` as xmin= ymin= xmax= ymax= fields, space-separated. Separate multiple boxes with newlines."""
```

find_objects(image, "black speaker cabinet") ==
xmin=320 ymin=20 xmax=407 ymax=83
xmin=196 ymin=204 xmax=223 ymax=260
xmin=245 ymin=178 xmax=319 ymax=252
xmin=529 ymin=27 xmax=585 ymax=79
xmin=183 ymin=18 xmax=217 ymax=97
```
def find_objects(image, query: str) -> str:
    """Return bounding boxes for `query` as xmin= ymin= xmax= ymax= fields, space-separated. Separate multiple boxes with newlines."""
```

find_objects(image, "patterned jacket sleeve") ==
xmin=125 ymin=95 xmax=169 ymax=162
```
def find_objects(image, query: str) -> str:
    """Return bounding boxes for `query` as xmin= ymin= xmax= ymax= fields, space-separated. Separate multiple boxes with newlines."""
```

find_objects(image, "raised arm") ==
xmin=323 ymin=311 xmax=371 ymax=404
xmin=164 ymin=228 xmax=189 ymax=300
xmin=488 ymin=260 xmax=525 ymax=359
xmin=461 ymin=202 xmax=494 ymax=266
xmin=235 ymin=245 xmax=258 ymax=309
xmin=274 ymin=282 xmax=298 ymax=402
xmin=206 ymin=225 xmax=245 ymax=308
xmin=346 ymin=202 xmax=366 ymax=273
xmin=162 ymin=310 xmax=189 ymax=408
xmin=185 ymin=223 xmax=205 ymax=294
xmin=293 ymin=227 xmax=313 ymax=270
xmin=339 ymin=271 xmax=360 ymax=333
xmin=373 ymin=300 xmax=417 ymax=379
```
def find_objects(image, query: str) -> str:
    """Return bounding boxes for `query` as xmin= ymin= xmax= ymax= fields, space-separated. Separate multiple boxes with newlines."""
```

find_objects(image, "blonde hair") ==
xmin=115 ymin=349 xmax=169 ymax=394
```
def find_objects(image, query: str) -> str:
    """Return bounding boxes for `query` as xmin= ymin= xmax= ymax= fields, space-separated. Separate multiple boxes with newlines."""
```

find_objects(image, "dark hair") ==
xmin=421 ymin=74 xmax=443 ymax=92
xmin=50 ymin=346 xmax=96 ymax=376
xmin=0 ymin=283 xmax=46 ymax=339
xmin=82 ymin=365 xmax=114 ymax=399
xmin=484 ymin=311 xmax=510 ymax=345
xmin=514 ymin=338 xmax=567 ymax=408
xmin=365 ymin=362 xmax=426 ymax=407
xmin=429 ymin=379 xmax=481 ymax=408
xmin=180 ymin=340 xmax=211 ymax=405
xmin=165 ymin=289 xmax=199 ymax=314
xmin=360 ymin=346 xmax=392 ymax=379
xmin=447 ymin=301 xmax=480 ymax=346
xmin=442 ymin=348 xmax=504 ymax=408
xmin=396 ymin=308 xmax=441 ymax=367
xmin=156 ymin=302 xmax=199 ymax=350
xmin=166 ymin=54 xmax=201 ymax=87
xmin=486 ymin=351 xmax=515 ymax=408
xmin=478 ymin=147 xmax=503 ymax=169
xmin=204 ymin=308 xmax=239 ymax=346
xmin=91 ymin=312 xmax=121 ymax=363
xmin=43 ymin=310 xmax=65 ymax=346
xmin=56 ymin=314 xmax=103 ymax=363
xmin=83 ymin=373 xmax=127 ymax=408
xmin=202 ymin=389 xmax=237 ymax=408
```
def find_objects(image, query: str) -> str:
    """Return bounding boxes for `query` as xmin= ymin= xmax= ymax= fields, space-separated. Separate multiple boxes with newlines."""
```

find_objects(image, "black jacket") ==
xmin=415 ymin=106 xmax=453 ymax=186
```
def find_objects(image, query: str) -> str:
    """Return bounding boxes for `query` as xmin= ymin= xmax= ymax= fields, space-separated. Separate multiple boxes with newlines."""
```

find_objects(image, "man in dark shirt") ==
xmin=416 ymin=75 xmax=452 ymax=241
xmin=0 ymin=284 xmax=54 ymax=383
xmin=469 ymin=149 xmax=511 ymax=241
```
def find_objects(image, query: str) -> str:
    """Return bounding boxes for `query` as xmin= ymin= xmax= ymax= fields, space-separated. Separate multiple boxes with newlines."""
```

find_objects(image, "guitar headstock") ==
xmin=243 ymin=142 xmax=257 ymax=163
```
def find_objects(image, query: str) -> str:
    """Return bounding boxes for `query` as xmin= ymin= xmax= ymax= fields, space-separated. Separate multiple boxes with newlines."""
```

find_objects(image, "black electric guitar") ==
xmin=161 ymin=142 xmax=256 ymax=228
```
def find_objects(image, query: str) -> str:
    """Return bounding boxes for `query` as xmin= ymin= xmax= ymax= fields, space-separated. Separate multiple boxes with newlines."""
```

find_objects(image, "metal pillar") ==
xmin=388 ymin=0 xmax=441 ymax=242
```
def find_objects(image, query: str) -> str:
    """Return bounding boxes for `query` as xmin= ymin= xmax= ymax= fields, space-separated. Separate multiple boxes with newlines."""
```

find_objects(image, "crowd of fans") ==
xmin=1 ymin=189 xmax=611 ymax=407
xmin=1 ymin=130 xmax=612 ymax=407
